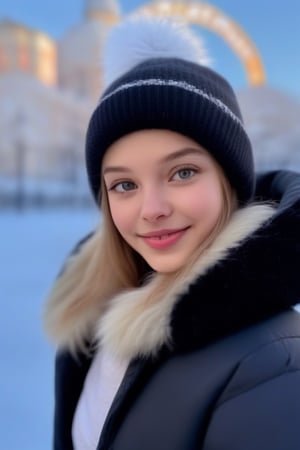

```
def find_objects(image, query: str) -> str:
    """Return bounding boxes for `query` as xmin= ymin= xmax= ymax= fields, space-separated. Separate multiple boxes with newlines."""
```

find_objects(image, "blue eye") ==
xmin=113 ymin=181 xmax=137 ymax=192
xmin=173 ymin=168 xmax=197 ymax=180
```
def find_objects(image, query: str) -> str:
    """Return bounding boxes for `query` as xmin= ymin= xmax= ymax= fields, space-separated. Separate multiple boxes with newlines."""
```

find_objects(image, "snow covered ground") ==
xmin=1 ymin=207 xmax=99 ymax=450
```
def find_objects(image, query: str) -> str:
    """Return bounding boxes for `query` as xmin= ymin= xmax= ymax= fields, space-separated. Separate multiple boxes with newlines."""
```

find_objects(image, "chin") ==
xmin=147 ymin=257 xmax=187 ymax=274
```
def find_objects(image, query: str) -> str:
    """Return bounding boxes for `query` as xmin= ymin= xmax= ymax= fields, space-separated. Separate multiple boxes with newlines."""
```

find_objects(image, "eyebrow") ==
xmin=102 ymin=147 xmax=204 ymax=175
xmin=103 ymin=166 xmax=132 ymax=175
xmin=162 ymin=147 xmax=205 ymax=163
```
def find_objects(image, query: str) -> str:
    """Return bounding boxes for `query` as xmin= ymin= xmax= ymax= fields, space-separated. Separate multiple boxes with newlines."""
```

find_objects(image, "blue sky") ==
xmin=1 ymin=0 xmax=299 ymax=97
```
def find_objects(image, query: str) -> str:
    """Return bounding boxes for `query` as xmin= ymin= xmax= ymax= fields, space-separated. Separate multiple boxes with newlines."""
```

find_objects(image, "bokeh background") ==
xmin=0 ymin=1 xmax=299 ymax=448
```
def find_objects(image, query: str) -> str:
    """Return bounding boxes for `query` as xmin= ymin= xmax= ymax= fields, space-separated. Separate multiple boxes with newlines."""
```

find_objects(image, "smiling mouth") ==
xmin=139 ymin=227 xmax=189 ymax=239
xmin=139 ymin=227 xmax=190 ymax=249
xmin=148 ymin=232 xmax=179 ymax=240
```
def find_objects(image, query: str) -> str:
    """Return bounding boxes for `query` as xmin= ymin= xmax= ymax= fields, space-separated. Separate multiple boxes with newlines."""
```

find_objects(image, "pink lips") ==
xmin=139 ymin=227 xmax=189 ymax=250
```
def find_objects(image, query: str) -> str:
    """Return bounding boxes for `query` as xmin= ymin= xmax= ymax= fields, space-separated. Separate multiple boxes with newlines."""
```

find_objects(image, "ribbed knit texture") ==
xmin=86 ymin=58 xmax=255 ymax=204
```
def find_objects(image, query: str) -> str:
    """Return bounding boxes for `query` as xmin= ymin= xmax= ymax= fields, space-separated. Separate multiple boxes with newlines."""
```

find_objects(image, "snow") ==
xmin=1 ymin=207 xmax=99 ymax=450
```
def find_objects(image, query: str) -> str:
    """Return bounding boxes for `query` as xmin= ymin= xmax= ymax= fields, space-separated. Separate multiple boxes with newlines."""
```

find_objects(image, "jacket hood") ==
xmin=96 ymin=171 xmax=300 ymax=361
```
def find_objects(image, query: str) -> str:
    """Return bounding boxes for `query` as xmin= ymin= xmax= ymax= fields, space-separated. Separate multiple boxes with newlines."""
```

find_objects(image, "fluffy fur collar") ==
xmin=95 ymin=202 xmax=300 ymax=362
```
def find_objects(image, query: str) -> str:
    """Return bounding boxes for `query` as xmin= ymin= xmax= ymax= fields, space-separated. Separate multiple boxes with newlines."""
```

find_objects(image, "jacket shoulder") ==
xmin=217 ymin=335 xmax=300 ymax=407
xmin=217 ymin=309 xmax=300 ymax=403
xmin=202 ymin=310 xmax=300 ymax=450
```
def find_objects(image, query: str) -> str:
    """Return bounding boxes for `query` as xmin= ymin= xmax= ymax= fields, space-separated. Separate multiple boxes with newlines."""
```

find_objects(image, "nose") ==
xmin=141 ymin=185 xmax=172 ymax=222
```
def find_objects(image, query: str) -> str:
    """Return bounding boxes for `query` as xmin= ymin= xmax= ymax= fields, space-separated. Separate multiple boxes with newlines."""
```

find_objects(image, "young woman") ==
xmin=45 ymin=18 xmax=300 ymax=450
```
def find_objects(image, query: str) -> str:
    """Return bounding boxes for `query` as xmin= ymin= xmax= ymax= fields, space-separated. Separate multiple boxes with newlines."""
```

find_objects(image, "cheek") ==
xmin=182 ymin=180 xmax=223 ymax=219
xmin=108 ymin=200 xmax=135 ymax=235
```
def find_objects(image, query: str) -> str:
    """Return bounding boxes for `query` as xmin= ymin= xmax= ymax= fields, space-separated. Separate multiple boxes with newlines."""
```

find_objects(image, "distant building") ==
xmin=237 ymin=86 xmax=300 ymax=173
xmin=0 ymin=0 xmax=120 ymax=100
xmin=0 ymin=0 xmax=120 ymax=205
xmin=58 ymin=0 xmax=120 ymax=100
xmin=0 ymin=20 xmax=57 ymax=86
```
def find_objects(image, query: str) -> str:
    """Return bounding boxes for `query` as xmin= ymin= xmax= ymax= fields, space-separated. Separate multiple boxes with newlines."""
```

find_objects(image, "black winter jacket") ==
xmin=54 ymin=171 xmax=300 ymax=450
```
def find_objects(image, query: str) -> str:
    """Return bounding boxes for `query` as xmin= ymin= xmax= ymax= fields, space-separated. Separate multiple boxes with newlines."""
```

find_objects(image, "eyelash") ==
xmin=109 ymin=181 xmax=137 ymax=193
xmin=171 ymin=166 xmax=199 ymax=181
xmin=108 ymin=165 xmax=199 ymax=193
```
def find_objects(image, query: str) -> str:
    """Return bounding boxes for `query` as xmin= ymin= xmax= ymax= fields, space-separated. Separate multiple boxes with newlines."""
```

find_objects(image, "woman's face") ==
xmin=103 ymin=129 xmax=224 ymax=273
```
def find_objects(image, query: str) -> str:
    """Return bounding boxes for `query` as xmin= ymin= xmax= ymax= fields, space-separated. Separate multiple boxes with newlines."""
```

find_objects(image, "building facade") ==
xmin=0 ymin=0 xmax=120 ymax=204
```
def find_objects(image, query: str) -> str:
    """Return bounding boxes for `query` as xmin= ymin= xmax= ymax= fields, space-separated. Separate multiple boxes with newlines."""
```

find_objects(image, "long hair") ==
xmin=44 ymin=164 xmax=237 ymax=353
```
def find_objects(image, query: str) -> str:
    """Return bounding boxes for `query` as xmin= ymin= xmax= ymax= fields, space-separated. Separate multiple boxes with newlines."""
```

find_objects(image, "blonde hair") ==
xmin=44 ymin=165 xmax=237 ymax=353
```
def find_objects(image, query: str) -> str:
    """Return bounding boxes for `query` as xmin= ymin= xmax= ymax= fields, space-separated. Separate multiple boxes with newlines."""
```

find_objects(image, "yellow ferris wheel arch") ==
xmin=133 ymin=1 xmax=266 ymax=86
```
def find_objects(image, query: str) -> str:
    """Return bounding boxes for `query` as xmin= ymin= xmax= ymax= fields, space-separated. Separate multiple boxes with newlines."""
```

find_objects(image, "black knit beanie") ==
xmin=85 ymin=20 xmax=255 ymax=205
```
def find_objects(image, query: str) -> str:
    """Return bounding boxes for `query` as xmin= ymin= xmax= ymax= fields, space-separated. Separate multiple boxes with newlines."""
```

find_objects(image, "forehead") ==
xmin=102 ymin=129 xmax=209 ymax=168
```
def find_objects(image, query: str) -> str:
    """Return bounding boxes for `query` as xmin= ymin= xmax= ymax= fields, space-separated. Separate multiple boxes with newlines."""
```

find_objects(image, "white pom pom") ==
xmin=103 ymin=16 xmax=211 ymax=88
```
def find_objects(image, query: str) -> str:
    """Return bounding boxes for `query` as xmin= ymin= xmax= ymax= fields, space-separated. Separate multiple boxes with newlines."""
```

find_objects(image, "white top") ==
xmin=72 ymin=347 xmax=128 ymax=450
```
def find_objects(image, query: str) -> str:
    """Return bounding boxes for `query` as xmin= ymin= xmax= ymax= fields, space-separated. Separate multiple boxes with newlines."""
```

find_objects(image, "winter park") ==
xmin=1 ymin=0 xmax=300 ymax=449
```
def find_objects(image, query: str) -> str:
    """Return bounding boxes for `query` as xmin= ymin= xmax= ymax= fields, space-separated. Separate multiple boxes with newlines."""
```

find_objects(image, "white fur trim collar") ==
xmin=96 ymin=204 xmax=275 ymax=361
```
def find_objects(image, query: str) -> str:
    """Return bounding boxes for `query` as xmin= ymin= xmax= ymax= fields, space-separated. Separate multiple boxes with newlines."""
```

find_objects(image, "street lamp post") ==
xmin=14 ymin=111 xmax=27 ymax=210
